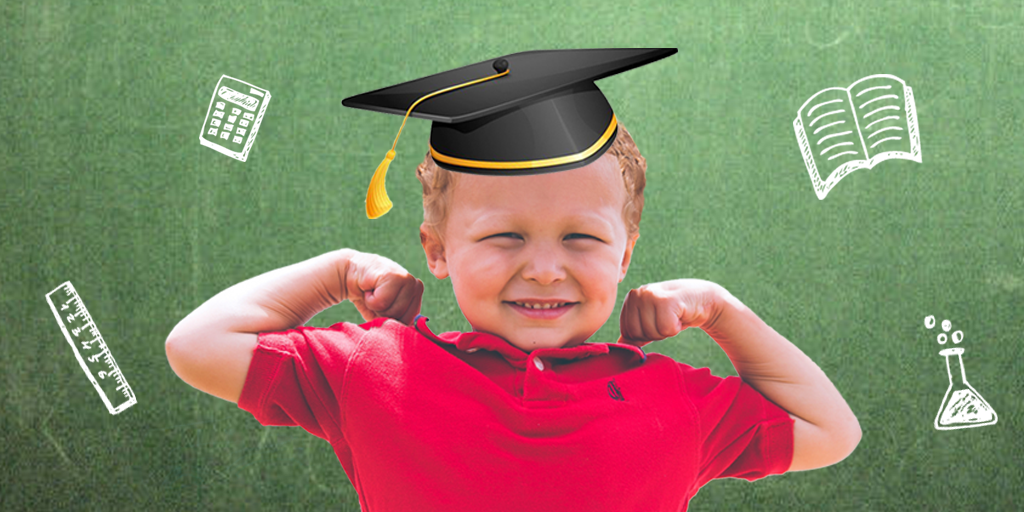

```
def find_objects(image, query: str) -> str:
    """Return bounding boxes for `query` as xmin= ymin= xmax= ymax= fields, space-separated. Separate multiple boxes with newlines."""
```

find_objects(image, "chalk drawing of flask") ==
xmin=934 ymin=347 xmax=997 ymax=430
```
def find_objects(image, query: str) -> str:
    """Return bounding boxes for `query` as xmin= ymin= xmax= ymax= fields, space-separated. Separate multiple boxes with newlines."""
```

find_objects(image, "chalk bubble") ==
xmin=938 ymin=333 xmax=948 ymax=344
xmin=942 ymin=319 xmax=952 ymax=332
xmin=925 ymin=315 xmax=936 ymax=329
xmin=953 ymin=331 xmax=963 ymax=344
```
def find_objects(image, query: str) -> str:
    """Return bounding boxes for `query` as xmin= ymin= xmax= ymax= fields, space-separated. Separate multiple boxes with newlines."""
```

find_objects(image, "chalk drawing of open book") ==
xmin=794 ymin=74 xmax=922 ymax=199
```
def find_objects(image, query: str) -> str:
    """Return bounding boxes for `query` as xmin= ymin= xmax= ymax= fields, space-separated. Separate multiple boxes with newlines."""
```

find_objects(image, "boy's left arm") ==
xmin=618 ymin=279 xmax=862 ymax=472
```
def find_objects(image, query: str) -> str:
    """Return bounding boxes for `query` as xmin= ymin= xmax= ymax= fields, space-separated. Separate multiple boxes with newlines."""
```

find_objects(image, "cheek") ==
xmin=448 ymin=248 xmax=510 ymax=293
xmin=578 ymin=243 xmax=626 ymax=274
xmin=576 ymin=248 xmax=627 ymax=299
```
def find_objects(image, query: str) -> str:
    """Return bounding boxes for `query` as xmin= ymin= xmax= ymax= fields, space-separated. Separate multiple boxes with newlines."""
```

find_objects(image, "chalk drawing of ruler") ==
xmin=46 ymin=282 xmax=137 ymax=415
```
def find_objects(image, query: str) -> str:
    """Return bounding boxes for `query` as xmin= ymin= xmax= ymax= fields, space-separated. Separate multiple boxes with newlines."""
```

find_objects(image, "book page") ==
xmin=848 ymin=75 xmax=920 ymax=163
xmin=794 ymin=87 xmax=865 ymax=198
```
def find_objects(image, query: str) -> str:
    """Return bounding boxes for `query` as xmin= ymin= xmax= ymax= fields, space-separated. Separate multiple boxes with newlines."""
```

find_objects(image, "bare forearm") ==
xmin=170 ymin=249 xmax=354 ymax=340
xmin=704 ymin=288 xmax=861 ymax=466
xmin=619 ymin=278 xmax=860 ymax=470
xmin=705 ymin=291 xmax=847 ymax=424
xmin=165 ymin=249 xmax=355 ymax=402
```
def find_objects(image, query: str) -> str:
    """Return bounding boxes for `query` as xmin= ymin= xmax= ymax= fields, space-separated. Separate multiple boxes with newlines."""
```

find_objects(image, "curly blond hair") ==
xmin=416 ymin=121 xmax=646 ymax=245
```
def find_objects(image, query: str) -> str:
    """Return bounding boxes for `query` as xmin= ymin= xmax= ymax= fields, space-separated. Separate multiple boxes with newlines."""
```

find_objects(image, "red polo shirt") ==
xmin=238 ymin=315 xmax=793 ymax=511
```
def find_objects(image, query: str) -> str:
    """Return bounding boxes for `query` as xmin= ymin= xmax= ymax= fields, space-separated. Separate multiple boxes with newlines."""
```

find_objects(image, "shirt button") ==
xmin=533 ymin=358 xmax=545 ymax=371
xmin=466 ymin=348 xmax=479 ymax=353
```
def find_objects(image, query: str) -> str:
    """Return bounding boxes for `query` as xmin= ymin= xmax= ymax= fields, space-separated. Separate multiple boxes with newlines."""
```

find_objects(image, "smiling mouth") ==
xmin=507 ymin=301 xmax=577 ymax=310
xmin=503 ymin=301 xmax=578 ymax=319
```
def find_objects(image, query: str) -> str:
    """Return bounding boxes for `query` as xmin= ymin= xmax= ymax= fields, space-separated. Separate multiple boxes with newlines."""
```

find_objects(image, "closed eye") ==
xmin=483 ymin=233 xmax=603 ymax=242
xmin=485 ymin=232 xmax=523 ymax=240
xmin=565 ymin=233 xmax=603 ymax=242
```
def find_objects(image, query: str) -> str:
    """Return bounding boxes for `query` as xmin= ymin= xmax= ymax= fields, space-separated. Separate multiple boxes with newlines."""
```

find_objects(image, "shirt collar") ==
xmin=412 ymin=314 xmax=647 ymax=368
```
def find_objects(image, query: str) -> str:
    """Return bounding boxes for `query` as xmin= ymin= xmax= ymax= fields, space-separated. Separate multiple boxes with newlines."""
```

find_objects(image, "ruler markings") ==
xmin=46 ymin=281 xmax=137 ymax=415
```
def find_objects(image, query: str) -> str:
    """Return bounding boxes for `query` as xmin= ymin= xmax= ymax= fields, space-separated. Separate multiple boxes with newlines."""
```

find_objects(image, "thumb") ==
xmin=357 ymin=266 xmax=380 ymax=294
xmin=362 ymin=285 xmax=388 ymax=311
xmin=362 ymin=273 xmax=401 ymax=311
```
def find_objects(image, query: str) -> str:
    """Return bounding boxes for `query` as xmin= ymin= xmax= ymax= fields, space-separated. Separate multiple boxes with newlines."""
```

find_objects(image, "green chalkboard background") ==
xmin=2 ymin=1 xmax=1022 ymax=510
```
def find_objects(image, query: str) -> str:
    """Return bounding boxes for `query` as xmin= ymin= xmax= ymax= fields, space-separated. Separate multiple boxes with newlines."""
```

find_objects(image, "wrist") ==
xmin=702 ymin=282 xmax=745 ymax=337
xmin=330 ymin=248 xmax=360 ymax=303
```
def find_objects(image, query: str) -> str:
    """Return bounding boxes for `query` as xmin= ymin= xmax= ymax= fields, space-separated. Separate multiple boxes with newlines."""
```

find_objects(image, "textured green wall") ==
xmin=2 ymin=1 xmax=1021 ymax=510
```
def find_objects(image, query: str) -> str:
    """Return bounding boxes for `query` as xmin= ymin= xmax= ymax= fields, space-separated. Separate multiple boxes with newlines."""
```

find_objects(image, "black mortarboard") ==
xmin=342 ymin=48 xmax=677 ymax=218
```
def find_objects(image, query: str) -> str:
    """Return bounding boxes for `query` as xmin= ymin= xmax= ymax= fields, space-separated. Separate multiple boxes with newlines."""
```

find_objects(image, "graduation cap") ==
xmin=342 ymin=48 xmax=677 ymax=219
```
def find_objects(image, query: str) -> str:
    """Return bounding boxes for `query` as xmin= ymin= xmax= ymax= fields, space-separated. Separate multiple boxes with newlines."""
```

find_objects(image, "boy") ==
xmin=166 ymin=50 xmax=860 ymax=511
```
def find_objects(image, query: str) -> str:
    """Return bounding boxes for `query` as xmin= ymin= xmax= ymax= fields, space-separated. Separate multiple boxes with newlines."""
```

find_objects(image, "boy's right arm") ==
xmin=164 ymin=248 xmax=423 ymax=403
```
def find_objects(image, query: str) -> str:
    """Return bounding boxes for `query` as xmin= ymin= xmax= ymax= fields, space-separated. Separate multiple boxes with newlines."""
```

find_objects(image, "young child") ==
xmin=166 ymin=50 xmax=860 ymax=511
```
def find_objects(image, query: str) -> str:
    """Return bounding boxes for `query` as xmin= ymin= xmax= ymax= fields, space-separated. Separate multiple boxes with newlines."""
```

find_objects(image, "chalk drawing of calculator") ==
xmin=200 ymin=75 xmax=271 ymax=162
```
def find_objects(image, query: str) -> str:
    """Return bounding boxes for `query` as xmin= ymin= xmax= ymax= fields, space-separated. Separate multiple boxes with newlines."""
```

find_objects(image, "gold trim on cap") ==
xmin=429 ymin=114 xmax=618 ymax=170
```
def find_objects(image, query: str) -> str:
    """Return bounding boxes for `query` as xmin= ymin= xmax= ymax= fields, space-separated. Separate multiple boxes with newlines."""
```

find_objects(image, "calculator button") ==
xmin=207 ymin=127 xmax=218 ymax=136
xmin=243 ymin=113 xmax=254 ymax=121
xmin=220 ymin=131 xmax=230 ymax=140
xmin=231 ymin=108 xmax=241 ymax=115
xmin=213 ymin=110 xmax=224 ymax=119
xmin=216 ymin=102 xmax=225 ymax=110
xmin=211 ymin=118 xmax=221 ymax=127
xmin=228 ymin=115 xmax=237 ymax=123
xmin=239 ymin=119 xmax=249 ymax=127
xmin=223 ymin=124 xmax=234 ymax=132
xmin=236 ymin=127 xmax=246 ymax=136
xmin=232 ymin=136 xmax=244 ymax=144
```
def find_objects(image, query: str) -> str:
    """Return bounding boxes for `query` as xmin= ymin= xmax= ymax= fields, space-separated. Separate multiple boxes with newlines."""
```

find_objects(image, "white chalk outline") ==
xmin=794 ymin=74 xmax=922 ymax=200
xmin=934 ymin=348 xmax=998 ymax=430
xmin=199 ymin=75 xmax=271 ymax=162
xmin=923 ymin=315 xmax=997 ymax=430
xmin=46 ymin=282 xmax=137 ymax=415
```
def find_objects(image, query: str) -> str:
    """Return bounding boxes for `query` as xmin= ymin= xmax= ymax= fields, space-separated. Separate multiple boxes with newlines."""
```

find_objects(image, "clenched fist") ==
xmin=617 ymin=279 xmax=725 ymax=346
xmin=344 ymin=251 xmax=424 ymax=326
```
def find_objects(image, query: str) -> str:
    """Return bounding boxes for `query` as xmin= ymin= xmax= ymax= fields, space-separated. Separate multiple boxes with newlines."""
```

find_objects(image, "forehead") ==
xmin=449 ymin=153 xmax=626 ymax=219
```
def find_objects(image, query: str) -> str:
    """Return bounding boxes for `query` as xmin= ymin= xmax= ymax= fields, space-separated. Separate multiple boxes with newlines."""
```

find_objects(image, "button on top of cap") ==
xmin=533 ymin=358 xmax=545 ymax=371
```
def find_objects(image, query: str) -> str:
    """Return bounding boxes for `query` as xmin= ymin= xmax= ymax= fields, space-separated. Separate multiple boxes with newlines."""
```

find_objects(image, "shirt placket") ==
xmin=522 ymin=353 xmax=567 ymax=404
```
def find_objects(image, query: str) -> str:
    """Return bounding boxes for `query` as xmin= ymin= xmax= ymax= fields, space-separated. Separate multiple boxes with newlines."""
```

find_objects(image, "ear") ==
xmin=420 ymin=223 xmax=450 ymax=280
xmin=618 ymin=232 xmax=639 ymax=283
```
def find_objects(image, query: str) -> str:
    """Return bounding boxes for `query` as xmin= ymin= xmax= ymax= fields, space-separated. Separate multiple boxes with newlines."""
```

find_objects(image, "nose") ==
xmin=519 ymin=244 xmax=567 ymax=285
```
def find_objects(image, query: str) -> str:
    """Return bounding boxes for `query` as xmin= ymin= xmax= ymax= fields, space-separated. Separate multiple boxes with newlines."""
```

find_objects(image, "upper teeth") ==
xmin=514 ymin=302 xmax=569 ymax=309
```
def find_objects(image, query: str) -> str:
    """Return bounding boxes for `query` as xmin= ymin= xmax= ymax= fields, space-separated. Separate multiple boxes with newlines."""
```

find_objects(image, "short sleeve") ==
xmin=237 ymin=320 xmax=379 ymax=442
xmin=679 ymin=364 xmax=794 ymax=489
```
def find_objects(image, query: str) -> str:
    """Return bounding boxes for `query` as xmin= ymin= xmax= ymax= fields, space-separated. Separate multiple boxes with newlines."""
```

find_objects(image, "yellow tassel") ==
xmin=366 ymin=150 xmax=396 ymax=219
xmin=363 ymin=64 xmax=509 ymax=219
